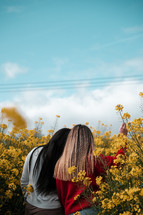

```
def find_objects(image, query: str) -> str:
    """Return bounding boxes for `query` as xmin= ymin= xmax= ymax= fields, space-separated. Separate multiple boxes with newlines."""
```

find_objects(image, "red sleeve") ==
xmin=95 ymin=147 xmax=126 ymax=174
xmin=56 ymin=179 xmax=86 ymax=215
xmin=56 ymin=179 xmax=64 ymax=206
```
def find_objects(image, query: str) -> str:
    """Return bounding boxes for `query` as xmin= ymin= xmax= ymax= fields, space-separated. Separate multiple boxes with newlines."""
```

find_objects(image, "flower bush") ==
xmin=0 ymin=108 xmax=51 ymax=214
xmin=0 ymin=93 xmax=143 ymax=215
xmin=71 ymin=93 xmax=143 ymax=215
xmin=91 ymin=115 xmax=143 ymax=215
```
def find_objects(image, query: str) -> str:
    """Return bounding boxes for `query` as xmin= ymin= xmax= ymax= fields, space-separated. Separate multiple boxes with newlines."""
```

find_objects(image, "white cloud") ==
xmin=107 ymin=57 xmax=143 ymax=76
xmin=46 ymin=57 xmax=69 ymax=79
xmin=125 ymin=58 xmax=143 ymax=71
xmin=82 ymin=57 xmax=143 ymax=79
xmin=92 ymin=34 xmax=143 ymax=50
xmin=92 ymin=25 xmax=143 ymax=50
xmin=1 ymin=62 xmax=28 ymax=79
xmin=0 ymin=81 xmax=142 ymax=135
xmin=123 ymin=26 xmax=143 ymax=34
xmin=6 ymin=6 xmax=23 ymax=13
xmin=0 ymin=58 xmax=143 ymax=134
xmin=52 ymin=58 xmax=68 ymax=73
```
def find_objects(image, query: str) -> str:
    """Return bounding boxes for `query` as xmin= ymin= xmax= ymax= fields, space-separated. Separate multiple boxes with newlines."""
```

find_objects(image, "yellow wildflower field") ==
xmin=0 ymin=94 xmax=143 ymax=214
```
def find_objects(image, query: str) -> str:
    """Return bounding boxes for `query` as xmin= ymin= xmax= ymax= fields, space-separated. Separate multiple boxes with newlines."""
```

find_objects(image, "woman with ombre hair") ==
xmin=54 ymin=123 xmax=127 ymax=215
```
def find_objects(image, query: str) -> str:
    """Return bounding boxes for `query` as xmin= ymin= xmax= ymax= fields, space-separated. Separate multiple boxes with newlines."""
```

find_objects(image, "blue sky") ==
xmin=0 ymin=0 xmax=143 ymax=133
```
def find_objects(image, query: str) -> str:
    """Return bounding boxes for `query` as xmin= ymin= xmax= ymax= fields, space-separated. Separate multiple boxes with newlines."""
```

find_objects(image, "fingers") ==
xmin=121 ymin=122 xmax=126 ymax=128
xmin=119 ymin=123 xmax=128 ymax=135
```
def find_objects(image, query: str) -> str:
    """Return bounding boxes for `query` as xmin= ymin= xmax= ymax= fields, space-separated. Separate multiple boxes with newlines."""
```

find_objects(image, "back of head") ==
xmin=54 ymin=124 xmax=94 ymax=181
xmin=34 ymin=127 xmax=71 ymax=195
xmin=47 ymin=128 xmax=71 ymax=159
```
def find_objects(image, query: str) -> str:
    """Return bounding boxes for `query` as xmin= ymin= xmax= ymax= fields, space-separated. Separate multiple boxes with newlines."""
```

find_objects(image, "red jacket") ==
xmin=56 ymin=148 xmax=125 ymax=215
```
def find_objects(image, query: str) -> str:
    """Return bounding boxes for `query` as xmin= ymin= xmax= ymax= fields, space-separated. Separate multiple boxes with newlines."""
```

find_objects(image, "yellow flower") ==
xmin=73 ymin=211 xmax=81 ymax=215
xmin=122 ymin=112 xmax=131 ymax=119
xmin=114 ymin=154 xmax=125 ymax=165
xmin=115 ymin=104 xmax=124 ymax=111
xmin=139 ymin=92 xmax=143 ymax=97
xmin=39 ymin=117 xmax=43 ymax=120
xmin=8 ymin=183 xmax=16 ymax=191
xmin=47 ymin=129 xmax=54 ymax=133
xmin=96 ymin=130 xmax=101 ymax=135
xmin=74 ymin=194 xmax=80 ymax=201
xmin=0 ymin=124 xmax=7 ymax=129
xmin=56 ymin=115 xmax=60 ymax=118
xmin=119 ymin=212 xmax=133 ymax=215
xmin=72 ymin=124 xmax=76 ymax=127
xmin=71 ymin=177 xmax=77 ymax=183
xmin=5 ymin=190 xmax=13 ymax=199
xmin=77 ymin=170 xmax=86 ymax=181
xmin=129 ymin=166 xmax=142 ymax=177
xmin=85 ymin=122 xmax=89 ymax=125
xmin=96 ymin=176 xmax=103 ymax=186
xmin=92 ymin=197 xmax=97 ymax=203
xmin=83 ymin=177 xmax=92 ymax=187
xmin=22 ymin=156 xmax=26 ymax=162
xmin=104 ymin=131 xmax=111 ymax=137
xmin=93 ymin=148 xmax=104 ymax=157
xmin=26 ymin=184 xmax=34 ymax=195
xmin=11 ymin=168 xmax=19 ymax=176
xmin=68 ymin=166 xmax=77 ymax=174
xmin=1 ymin=107 xmax=27 ymax=129
xmin=139 ymin=188 xmax=143 ymax=196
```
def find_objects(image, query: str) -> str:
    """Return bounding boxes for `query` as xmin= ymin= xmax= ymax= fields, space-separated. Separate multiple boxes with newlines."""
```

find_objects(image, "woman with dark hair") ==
xmin=21 ymin=128 xmax=70 ymax=215
xmin=54 ymin=123 xmax=127 ymax=215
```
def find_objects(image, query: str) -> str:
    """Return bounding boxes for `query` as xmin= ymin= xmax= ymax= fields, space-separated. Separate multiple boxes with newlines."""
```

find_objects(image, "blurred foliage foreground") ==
xmin=0 ymin=94 xmax=143 ymax=215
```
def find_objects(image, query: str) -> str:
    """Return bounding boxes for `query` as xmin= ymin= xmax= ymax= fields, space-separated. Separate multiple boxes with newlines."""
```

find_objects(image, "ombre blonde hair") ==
xmin=54 ymin=124 xmax=95 ymax=181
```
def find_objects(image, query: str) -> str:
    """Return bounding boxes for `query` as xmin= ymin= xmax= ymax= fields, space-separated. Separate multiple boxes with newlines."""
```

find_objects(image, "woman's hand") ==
xmin=119 ymin=123 xmax=128 ymax=136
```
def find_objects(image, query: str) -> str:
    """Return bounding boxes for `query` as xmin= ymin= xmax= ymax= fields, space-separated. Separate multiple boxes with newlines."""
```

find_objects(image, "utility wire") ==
xmin=0 ymin=74 xmax=143 ymax=88
xmin=0 ymin=78 xmax=142 ymax=93
xmin=1 ymin=78 xmax=143 ymax=91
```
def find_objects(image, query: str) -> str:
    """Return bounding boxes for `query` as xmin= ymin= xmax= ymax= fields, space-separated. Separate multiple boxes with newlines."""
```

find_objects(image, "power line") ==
xmin=1 ymin=78 xmax=143 ymax=90
xmin=0 ymin=79 xmax=143 ymax=93
xmin=0 ymin=78 xmax=142 ymax=93
xmin=0 ymin=74 xmax=143 ymax=88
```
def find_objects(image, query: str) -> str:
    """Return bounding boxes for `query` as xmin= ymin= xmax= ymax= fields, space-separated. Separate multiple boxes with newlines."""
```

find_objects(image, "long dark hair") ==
xmin=29 ymin=128 xmax=70 ymax=195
